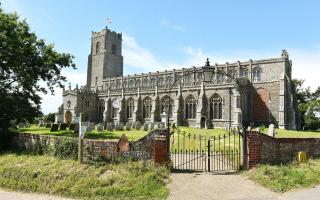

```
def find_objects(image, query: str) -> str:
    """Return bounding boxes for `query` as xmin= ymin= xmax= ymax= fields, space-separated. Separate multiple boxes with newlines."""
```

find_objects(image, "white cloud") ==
xmin=122 ymin=34 xmax=163 ymax=69
xmin=161 ymin=19 xmax=186 ymax=32
xmin=40 ymin=71 xmax=86 ymax=114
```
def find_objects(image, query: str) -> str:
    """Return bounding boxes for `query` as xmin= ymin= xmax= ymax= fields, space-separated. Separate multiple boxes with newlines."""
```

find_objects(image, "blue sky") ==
xmin=2 ymin=0 xmax=320 ymax=114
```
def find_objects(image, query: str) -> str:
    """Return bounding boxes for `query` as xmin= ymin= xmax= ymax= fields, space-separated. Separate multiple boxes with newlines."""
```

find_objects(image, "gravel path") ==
xmin=168 ymin=172 xmax=320 ymax=200
xmin=0 ymin=189 xmax=73 ymax=200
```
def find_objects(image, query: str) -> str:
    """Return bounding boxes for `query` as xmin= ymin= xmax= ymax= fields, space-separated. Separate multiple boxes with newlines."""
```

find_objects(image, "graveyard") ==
xmin=13 ymin=123 xmax=320 ymax=141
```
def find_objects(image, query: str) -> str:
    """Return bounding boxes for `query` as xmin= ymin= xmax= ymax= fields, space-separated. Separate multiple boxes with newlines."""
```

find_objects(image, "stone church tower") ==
xmin=86 ymin=27 xmax=123 ymax=88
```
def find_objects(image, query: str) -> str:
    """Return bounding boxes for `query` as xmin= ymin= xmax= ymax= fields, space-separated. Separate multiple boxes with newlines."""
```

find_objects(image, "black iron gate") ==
xmin=170 ymin=128 xmax=243 ymax=172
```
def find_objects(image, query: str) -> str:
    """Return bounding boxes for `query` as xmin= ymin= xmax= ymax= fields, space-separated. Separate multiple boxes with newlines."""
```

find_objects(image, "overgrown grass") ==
xmin=0 ymin=152 xmax=170 ymax=199
xmin=244 ymin=159 xmax=320 ymax=192
xmin=12 ymin=125 xmax=148 ymax=141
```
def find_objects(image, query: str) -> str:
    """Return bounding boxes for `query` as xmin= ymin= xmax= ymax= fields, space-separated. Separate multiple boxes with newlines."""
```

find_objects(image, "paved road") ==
xmin=168 ymin=172 xmax=320 ymax=200
xmin=1 ymin=175 xmax=320 ymax=200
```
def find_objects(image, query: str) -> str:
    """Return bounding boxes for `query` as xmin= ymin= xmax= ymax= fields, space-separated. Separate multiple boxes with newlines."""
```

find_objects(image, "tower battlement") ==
xmin=87 ymin=26 xmax=123 ymax=88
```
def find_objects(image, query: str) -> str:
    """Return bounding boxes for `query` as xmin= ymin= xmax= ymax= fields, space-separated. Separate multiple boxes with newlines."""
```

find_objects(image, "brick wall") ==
xmin=2 ymin=129 xmax=169 ymax=164
xmin=247 ymin=131 xmax=320 ymax=168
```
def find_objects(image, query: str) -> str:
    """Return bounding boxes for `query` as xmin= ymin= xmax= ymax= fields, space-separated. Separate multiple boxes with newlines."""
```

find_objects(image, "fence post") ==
xmin=207 ymin=139 xmax=211 ymax=172
xmin=78 ymin=137 xmax=83 ymax=163
xmin=242 ymin=129 xmax=247 ymax=169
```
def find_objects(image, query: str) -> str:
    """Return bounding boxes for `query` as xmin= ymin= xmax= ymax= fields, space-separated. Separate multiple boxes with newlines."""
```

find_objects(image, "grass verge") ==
xmin=0 ymin=152 xmax=170 ymax=200
xmin=244 ymin=159 xmax=320 ymax=192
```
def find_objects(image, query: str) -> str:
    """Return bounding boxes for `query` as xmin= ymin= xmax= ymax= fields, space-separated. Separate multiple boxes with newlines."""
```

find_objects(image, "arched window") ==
xmin=111 ymin=99 xmax=119 ymax=119
xmin=253 ymin=66 xmax=262 ymax=82
xmin=96 ymin=41 xmax=100 ymax=54
xmin=240 ymin=67 xmax=248 ymax=78
xmin=111 ymin=44 xmax=116 ymax=55
xmin=150 ymin=77 xmax=156 ymax=88
xmin=185 ymin=95 xmax=197 ymax=119
xmin=143 ymin=97 xmax=152 ymax=119
xmin=217 ymin=69 xmax=224 ymax=82
xmin=143 ymin=78 xmax=148 ymax=88
xmin=98 ymin=99 xmax=105 ymax=122
xmin=127 ymin=98 xmax=134 ymax=119
xmin=161 ymin=96 xmax=174 ymax=118
xmin=210 ymin=94 xmax=222 ymax=119
xmin=158 ymin=76 xmax=164 ymax=86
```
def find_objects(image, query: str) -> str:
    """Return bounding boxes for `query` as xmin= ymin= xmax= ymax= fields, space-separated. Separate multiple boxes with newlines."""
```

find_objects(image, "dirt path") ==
xmin=168 ymin=172 xmax=320 ymax=200
xmin=0 ymin=188 xmax=73 ymax=200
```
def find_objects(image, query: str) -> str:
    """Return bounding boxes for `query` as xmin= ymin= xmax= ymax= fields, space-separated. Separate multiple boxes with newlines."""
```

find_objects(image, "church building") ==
xmin=55 ymin=26 xmax=300 ymax=130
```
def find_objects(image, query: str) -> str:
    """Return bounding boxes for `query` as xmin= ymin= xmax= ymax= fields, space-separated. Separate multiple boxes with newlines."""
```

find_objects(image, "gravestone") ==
xmin=96 ymin=124 xmax=104 ymax=131
xmin=256 ymin=127 xmax=260 ymax=132
xmin=268 ymin=124 xmax=275 ymax=137
xmin=143 ymin=123 xmax=149 ymax=131
xmin=115 ymin=123 xmax=124 ymax=131
xmin=86 ymin=126 xmax=93 ymax=132
xmin=18 ymin=123 xmax=25 ymax=128
xmin=45 ymin=123 xmax=51 ymax=128
xmin=154 ymin=123 xmax=160 ymax=130
xmin=131 ymin=121 xmax=136 ymax=129
xmin=59 ymin=123 xmax=68 ymax=131
xmin=117 ymin=134 xmax=129 ymax=153
xmin=246 ymin=126 xmax=252 ymax=132
xmin=25 ymin=122 xmax=31 ymax=128
xmin=50 ymin=124 xmax=59 ymax=132
xmin=148 ymin=123 xmax=154 ymax=130
xmin=106 ymin=123 xmax=113 ymax=131
xmin=69 ymin=123 xmax=76 ymax=130
xmin=73 ymin=124 xmax=79 ymax=134
xmin=125 ymin=122 xmax=131 ymax=131
xmin=9 ymin=120 xmax=17 ymax=128
xmin=159 ymin=122 xmax=165 ymax=129
xmin=135 ymin=121 xmax=142 ymax=130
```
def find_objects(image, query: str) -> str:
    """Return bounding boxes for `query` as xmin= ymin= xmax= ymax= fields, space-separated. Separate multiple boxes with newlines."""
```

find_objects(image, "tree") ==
xmin=0 ymin=7 xmax=75 ymax=131
xmin=44 ymin=113 xmax=55 ymax=123
xmin=292 ymin=79 xmax=320 ymax=130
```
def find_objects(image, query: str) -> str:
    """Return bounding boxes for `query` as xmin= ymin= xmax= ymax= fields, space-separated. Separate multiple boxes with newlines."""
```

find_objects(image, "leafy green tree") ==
xmin=44 ymin=113 xmax=55 ymax=123
xmin=0 ymin=6 xmax=75 ymax=131
xmin=292 ymin=79 xmax=320 ymax=130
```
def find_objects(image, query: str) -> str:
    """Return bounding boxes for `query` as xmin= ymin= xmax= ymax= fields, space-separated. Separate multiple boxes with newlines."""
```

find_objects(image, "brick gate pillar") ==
xmin=246 ymin=131 xmax=262 ymax=169
xmin=153 ymin=135 xmax=168 ymax=165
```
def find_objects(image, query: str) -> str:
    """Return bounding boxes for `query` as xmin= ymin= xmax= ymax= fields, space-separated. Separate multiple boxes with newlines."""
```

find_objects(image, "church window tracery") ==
xmin=253 ymin=66 xmax=262 ymax=82
xmin=210 ymin=94 xmax=222 ymax=119
xmin=127 ymin=98 xmax=134 ymax=119
xmin=143 ymin=97 xmax=152 ymax=118
xmin=185 ymin=95 xmax=197 ymax=119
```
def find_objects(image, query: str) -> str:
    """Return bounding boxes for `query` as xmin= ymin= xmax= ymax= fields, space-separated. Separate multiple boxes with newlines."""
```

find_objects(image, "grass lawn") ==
xmin=244 ymin=159 xmax=320 ymax=192
xmin=171 ymin=127 xmax=242 ymax=152
xmin=261 ymin=128 xmax=320 ymax=138
xmin=12 ymin=125 xmax=149 ymax=141
xmin=0 ymin=152 xmax=170 ymax=200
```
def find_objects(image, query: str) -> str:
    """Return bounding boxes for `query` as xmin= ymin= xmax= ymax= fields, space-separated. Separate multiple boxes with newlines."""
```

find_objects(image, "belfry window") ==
xmin=185 ymin=95 xmax=197 ymax=119
xmin=85 ymin=100 xmax=90 ymax=108
xmin=253 ymin=66 xmax=262 ymax=82
xmin=210 ymin=94 xmax=222 ymax=119
xmin=111 ymin=44 xmax=116 ymax=55
xmin=127 ymin=98 xmax=134 ymax=119
xmin=96 ymin=41 xmax=100 ymax=54
xmin=143 ymin=97 xmax=152 ymax=119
